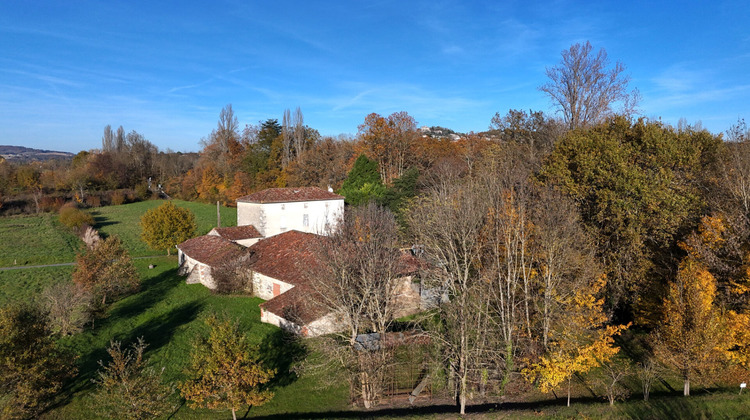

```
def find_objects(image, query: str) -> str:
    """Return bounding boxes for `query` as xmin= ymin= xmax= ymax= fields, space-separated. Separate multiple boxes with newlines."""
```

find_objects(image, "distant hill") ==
xmin=0 ymin=145 xmax=74 ymax=162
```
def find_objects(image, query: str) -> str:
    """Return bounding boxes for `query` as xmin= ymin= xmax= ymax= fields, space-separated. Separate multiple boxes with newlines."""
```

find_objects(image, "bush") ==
xmin=59 ymin=205 xmax=94 ymax=230
xmin=40 ymin=196 xmax=66 ymax=213
xmin=85 ymin=195 xmax=102 ymax=208
xmin=110 ymin=191 xmax=126 ymax=206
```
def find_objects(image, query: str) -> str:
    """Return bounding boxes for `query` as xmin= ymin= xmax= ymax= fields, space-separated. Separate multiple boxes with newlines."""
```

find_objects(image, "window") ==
xmin=303 ymin=214 xmax=309 ymax=227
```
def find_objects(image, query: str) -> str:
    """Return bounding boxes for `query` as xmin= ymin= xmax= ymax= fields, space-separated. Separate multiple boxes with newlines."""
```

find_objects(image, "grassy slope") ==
xmin=48 ymin=258 xmax=349 ymax=419
xmin=0 ymin=214 xmax=82 ymax=266
xmin=0 ymin=201 xmax=348 ymax=419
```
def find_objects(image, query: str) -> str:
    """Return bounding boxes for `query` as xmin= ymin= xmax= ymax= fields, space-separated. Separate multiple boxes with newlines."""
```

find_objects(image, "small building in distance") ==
xmin=236 ymin=187 xmax=344 ymax=238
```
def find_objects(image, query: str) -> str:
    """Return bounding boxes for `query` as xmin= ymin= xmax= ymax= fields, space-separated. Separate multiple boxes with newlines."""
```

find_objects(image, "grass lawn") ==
xmin=92 ymin=200 xmax=237 ymax=257
xmin=43 ymin=257 xmax=349 ymax=419
xmin=0 ymin=265 xmax=74 ymax=305
xmin=0 ymin=214 xmax=82 ymax=266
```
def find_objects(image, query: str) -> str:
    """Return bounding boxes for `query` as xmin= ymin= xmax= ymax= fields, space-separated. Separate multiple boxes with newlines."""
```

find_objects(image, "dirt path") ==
xmin=0 ymin=256 xmax=168 ymax=271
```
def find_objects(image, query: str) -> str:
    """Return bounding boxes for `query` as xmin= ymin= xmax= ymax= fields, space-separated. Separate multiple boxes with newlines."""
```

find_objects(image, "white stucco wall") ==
xmin=237 ymin=199 xmax=343 ymax=237
xmin=252 ymin=271 xmax=295 ymax=300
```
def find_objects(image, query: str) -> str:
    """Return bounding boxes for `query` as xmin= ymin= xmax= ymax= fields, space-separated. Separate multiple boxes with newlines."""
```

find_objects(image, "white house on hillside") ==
xmin=236 ymin=187 xmax=344 ymax=237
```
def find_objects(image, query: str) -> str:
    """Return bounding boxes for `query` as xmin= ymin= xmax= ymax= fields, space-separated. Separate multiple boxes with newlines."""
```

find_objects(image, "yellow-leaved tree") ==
xmin=523 ymin=275 xmax=629 ymax=406
xmin=180 ymin=314 xmax=274 ymax=420
xmin=653 ymin=257 xmax=732 ymax=396
xmin=140 ymin=201 xmax=196 ymax=255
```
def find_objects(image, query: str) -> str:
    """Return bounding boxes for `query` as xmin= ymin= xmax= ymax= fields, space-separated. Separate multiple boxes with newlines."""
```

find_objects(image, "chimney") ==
xmin=327 ymin=185 xmax=333 ymax=193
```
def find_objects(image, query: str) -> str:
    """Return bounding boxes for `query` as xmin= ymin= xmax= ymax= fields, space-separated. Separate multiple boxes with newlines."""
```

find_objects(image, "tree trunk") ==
xmin=459 ymin=373 xmax=467 ymax=415
xmin=684 ymin=377 xmax=690 ymax=396
xmin=231 ymin=408 xmax=237 ymax=420
xmin=567 ymin=375 xmax=571 ymax=407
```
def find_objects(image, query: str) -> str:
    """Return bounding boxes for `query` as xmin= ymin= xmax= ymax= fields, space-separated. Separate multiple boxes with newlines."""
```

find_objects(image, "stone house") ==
xmin=176 ymin=235 xmax=247 ymax=289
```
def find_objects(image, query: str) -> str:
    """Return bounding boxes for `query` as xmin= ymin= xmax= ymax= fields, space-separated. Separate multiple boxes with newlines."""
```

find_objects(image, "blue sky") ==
xmin=1 ymin=1 xmax=749 ymax=153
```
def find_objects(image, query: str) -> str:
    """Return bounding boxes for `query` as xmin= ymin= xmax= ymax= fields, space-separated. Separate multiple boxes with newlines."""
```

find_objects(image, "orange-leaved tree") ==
xmin=653 ymin=257 xmax=733 ymax=396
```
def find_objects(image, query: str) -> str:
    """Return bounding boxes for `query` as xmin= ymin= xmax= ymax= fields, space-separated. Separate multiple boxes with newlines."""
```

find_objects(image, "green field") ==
xmin=92 ymin=200 xmax=237 ymax=257
xmin=0 ymin=214 xmax=82 ymax=266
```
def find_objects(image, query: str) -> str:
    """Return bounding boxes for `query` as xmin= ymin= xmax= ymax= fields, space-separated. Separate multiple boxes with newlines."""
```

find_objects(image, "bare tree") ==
xmin=540 ymin=41 xmax=639 ymax=130
xmin=532 ymin=187 xmax=598 ymax=349
xmin=407 ymin=176 xmax=490 ymax=415
xmin=477 ymin=145 xmax=535 ymax=382
xmin=282 ymin=108 xmax=292 ymax=168
xmin=293 ymin=107 xmax=305 ymax=161
xmin=42 ymin=282 xmax=92 ymax=336
xmin=309 ymin=203 xmax=405 ymax=408
xmin=102 ymin=125 xmax=115 ymax=152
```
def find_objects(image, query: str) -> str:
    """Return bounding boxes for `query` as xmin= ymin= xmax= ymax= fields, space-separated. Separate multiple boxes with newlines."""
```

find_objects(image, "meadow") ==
xmin=0 ymin=199 xmax=748 ymax=418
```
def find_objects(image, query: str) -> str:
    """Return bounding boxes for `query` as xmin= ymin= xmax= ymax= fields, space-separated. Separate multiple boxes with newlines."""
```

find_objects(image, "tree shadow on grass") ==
xmin=66 ymin=300 xmax=205 ymax=396
xmin=104 ymin=267 xmax=184 ymax=324
xmin=259 ymin=328 xmax=307 ymax=389
xmin=91 ymin=212 xmax=120 ymax=231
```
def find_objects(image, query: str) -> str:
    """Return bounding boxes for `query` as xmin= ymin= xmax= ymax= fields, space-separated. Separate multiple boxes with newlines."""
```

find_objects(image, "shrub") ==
xmin=110 ymin=191 xmax=126 ymax=206
xmin=59 ymin=205 xmax=94 ymax=230
xmin=85 ymin=195 xmax=102 ymax=208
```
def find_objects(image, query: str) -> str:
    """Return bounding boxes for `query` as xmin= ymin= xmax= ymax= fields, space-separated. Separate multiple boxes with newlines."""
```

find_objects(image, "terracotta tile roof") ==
xmin=259 ymin=285 xmax=329 ymax=325
xmin=210 ymin=225 xmax=262 ymax=241
xmin=246 ymin=230 xmax=323 ymax=285
xmin=177 ymin=235 xmax=246 ymax=267
xmin=237 ymin=187 xmax=343 ymax=204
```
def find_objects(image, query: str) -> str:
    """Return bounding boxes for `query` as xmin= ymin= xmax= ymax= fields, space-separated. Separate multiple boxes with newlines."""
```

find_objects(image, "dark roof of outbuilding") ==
xmin=237 ymin=187 xmax=343 ymax=204
xmin=259 ymin=285 xmax=329 ymax=325
xmin=176 ymin=235 xmax=246 ymax=266
xmin=246 ymin=230 xmax=323 ymax=286
xmin=210 ymin=225 xmax=262 ymax=241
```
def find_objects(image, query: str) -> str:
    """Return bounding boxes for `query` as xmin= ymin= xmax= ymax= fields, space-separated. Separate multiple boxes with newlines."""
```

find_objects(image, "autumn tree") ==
xmin=653 ymin=258 xmax=732 ymax=396
xmin=42 ymin=282 xmax=92 ymax=336
xmin=0 ymin=303 xmax=76 ymax=419
xmin=489 ymin=109 xmax=564 ymax=154
xmin=91 ymin=338 xmax=176 ymax=420
xmin=73 ymin=235 xmax=139 ymax=308
xmin=180 ymin=314 xmax=274 ymax=420
xmin=523 ymin=276 xmax=628 ymax=406
xmin=140 ymin=201 xmax=196 ymax=255
xmin=358 ymin=111 xmax=418 ymax=184
xmin=540 ymin=41 xmax=639 ymax=130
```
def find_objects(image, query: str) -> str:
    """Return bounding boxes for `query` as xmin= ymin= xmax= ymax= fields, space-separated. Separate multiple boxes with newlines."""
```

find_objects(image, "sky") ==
xmin=1 ymin=1 xmax=749 ymax=153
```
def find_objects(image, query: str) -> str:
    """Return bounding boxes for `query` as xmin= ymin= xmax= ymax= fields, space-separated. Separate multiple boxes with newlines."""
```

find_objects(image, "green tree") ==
xmin=338 ymin=154 xmax=386 ymax=206
xmin=91 ymin=338 xmax=176 ymax=420
xmin=538 ymin=117 xmax=722 ymax=317
xmin=140 ymin=201 xmax=196 ymax=255
xmin=180 ymin=314 xmax=274 ymax=420
xmin=0 ymin=303 xmax=76 ymax=419
xmin=73 ymin=235 xmax=139 ymax=308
